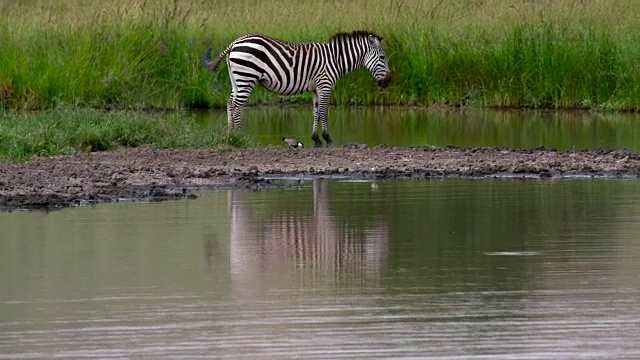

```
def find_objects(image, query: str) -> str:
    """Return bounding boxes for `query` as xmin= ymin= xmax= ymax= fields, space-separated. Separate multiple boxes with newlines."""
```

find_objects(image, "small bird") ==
xmin=282 ymin=137 xmax=304 ymax=149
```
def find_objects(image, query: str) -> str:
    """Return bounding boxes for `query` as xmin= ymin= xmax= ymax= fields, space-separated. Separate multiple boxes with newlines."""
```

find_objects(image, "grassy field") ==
xmin=0 ymin=108 xmax=251 ymax=161
xmin=0 ymin=0 xmax=639 ymax=111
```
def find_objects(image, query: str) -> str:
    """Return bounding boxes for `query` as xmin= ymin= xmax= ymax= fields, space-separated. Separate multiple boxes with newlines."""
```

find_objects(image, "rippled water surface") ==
xmin=2 ymin=179 xmax=640 ymax=358
xmin=196 ymin=107 xmax=640 ymax=151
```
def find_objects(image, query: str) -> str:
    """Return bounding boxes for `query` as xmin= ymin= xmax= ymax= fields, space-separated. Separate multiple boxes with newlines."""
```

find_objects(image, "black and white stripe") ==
xmin=204 ymin=31 xmax=391 ymax=147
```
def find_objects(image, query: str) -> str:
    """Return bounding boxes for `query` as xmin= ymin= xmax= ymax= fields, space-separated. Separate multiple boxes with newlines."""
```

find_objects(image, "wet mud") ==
xmin=1 ymin=145 xmax=639 ymax=209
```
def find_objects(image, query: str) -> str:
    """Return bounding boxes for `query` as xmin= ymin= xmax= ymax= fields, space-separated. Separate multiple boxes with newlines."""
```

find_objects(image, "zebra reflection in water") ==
xmin=228 ymin=179 xmax=388 ymax=290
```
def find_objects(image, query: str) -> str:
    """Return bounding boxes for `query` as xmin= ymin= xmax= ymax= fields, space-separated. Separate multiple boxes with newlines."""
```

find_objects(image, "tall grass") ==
xmin=0 ymin=108 xmax=252 ymax=161
xmin=0 ymin=0 xmax=639 ymax=111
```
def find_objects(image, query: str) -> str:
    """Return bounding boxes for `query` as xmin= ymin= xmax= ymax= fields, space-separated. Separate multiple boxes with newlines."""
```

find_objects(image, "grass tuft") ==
xmin=0 ymin=107 xmax=253 ymax=162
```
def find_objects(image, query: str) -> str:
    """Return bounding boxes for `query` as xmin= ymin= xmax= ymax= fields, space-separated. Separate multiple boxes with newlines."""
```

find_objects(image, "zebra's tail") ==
xmin=203 ymin=35 xmax=258 ymax=72
xmin=203 ymin=40 xmax=241 ymax=72
xmin=202 ymin=47 xmax=226 ymax=72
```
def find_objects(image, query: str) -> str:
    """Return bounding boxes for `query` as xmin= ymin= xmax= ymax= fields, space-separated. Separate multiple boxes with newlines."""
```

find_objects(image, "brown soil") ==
xmin=1 ymin=145 xmax=639 ymax=209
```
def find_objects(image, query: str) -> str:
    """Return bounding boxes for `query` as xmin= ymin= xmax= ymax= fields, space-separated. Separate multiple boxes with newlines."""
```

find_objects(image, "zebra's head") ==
xmin=364 ymin=34 xmax=391 ymax=88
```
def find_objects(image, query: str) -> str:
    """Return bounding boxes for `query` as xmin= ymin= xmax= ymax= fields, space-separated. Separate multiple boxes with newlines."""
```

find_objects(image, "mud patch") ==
xmin=1 ymin=145 xmax=639 ymax=209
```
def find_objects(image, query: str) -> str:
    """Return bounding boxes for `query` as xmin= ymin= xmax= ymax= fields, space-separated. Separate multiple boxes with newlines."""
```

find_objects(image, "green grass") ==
xmin=0 ymin=107 xmax=252 ymax=161
xmin=0 ymin=0 xmax=639 ymax=111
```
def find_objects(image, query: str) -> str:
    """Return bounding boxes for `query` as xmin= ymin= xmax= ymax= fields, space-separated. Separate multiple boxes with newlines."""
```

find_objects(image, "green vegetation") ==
xmin=0 ymin=0 xmax=639 ymax=111
xmin=0 ymin=108 xmax=252 ymax=161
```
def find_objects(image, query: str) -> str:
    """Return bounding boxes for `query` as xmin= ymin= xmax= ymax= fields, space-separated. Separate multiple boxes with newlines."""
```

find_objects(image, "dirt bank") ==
xmin=1 ymin=145 xmax=639 ymax=209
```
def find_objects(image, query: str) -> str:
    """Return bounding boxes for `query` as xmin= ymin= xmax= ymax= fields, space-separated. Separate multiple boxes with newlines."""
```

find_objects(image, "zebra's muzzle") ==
xmin=378 ymin=74 xmax=391 ymax=88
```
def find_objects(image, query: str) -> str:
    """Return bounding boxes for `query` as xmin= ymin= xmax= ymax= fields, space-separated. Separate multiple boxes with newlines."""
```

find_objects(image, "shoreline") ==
xmin=1 ymin=145 xmax=639 ymax=209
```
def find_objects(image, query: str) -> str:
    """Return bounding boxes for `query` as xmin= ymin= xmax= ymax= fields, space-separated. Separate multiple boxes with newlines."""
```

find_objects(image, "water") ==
xmin=2 ymin=179 xmax=640 ymax=358
xmin=196 ymin=107 xmax=640 ymax=151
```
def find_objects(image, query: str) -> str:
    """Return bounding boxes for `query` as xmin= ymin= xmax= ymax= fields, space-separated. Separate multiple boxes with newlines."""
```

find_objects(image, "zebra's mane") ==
xmin=329 ymin=30 xmax=382 ymax=43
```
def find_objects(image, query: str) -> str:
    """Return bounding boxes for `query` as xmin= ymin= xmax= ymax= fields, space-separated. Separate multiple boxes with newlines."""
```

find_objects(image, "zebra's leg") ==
xmin=312 ymin=89 xmax=333 ymax=147
xmin=227 ymin=79 xmax=257 ymax=132
xmin=226 ymin=94 xmax=236 ymax=132
xmin=225 ymin=60 xmax=239 ymax=133
xmin=226 ymin=59 xmax=259 ymax=132
xmin=316 ymin=88 xmax=333 ymax=147
xmin=311 ymin=90 xmax=323 ymax=147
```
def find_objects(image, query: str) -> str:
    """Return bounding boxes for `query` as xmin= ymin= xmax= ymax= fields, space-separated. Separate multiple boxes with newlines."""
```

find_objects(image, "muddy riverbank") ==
xmin=1 ymin=145 xmax=639 ymax=209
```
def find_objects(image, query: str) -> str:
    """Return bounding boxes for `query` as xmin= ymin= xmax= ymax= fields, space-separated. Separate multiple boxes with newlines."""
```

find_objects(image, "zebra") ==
xmin=203 ymin=30 xmax=391 ymax=147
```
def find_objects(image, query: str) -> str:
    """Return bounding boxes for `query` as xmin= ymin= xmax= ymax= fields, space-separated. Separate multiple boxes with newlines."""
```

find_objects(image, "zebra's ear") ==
xmin=367 ymin=35 xmax=381 ymax=47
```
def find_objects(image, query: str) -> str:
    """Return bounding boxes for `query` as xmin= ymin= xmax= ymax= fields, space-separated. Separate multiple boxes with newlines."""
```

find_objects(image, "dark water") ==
xmin=2 ymin=179 xmax=640 ymax=358
xmin=196 ymin=107 xmax=640 ymax=151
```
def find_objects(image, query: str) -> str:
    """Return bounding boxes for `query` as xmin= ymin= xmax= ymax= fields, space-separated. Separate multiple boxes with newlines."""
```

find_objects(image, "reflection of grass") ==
xmin=0 ymin=0 xmax=639 ymax=110
xmin=230 ymin=107 xmax=640 ymax=151
xmin=0 ymin=108 xmax=252 ymax=162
